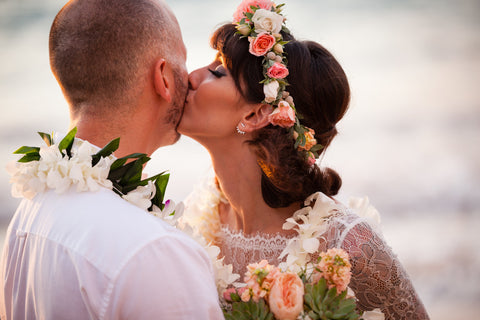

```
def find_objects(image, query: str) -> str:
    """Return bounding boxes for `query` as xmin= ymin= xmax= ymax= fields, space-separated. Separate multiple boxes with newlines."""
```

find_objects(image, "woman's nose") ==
xmin=188 ymin=67 xmax=206 ymax=91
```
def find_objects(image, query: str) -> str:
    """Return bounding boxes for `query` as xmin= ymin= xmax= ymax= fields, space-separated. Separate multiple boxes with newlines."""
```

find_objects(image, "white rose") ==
xmin=236 ymin=24 xmax=251 ymax=36
xmin=251 ymin=9 xmax=283 ymax=34
xmin=263 ymin=80 xmax=279 ymax=103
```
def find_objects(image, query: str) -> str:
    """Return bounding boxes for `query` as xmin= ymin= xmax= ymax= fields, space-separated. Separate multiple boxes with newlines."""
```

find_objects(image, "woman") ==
xmin=178 ymin=1 xmax=429 ymax=319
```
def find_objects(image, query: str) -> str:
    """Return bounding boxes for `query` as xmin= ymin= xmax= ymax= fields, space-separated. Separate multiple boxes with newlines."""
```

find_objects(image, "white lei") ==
xmin=7 ymin=137 xmax=239 ymax=294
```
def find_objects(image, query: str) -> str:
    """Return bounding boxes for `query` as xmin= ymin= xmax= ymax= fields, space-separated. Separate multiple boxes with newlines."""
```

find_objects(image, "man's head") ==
xmin=49 ymin=0 xmax=187 ymax=147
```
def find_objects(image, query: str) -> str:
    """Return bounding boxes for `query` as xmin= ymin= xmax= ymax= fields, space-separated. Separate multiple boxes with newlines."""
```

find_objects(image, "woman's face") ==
xmin=178 ymin=55 xmax=248 ymax=140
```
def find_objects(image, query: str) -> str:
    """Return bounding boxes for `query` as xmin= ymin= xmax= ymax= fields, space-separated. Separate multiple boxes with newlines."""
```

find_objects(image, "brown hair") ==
xmin=49 ymin=0 xmax=173 ymax=112
xmin=211 ymin=24 xmax=350 ymax=208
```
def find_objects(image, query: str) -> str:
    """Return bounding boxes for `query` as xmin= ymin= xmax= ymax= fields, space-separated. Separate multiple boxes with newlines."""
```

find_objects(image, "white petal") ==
xmin=302 ymin=237 xmax=320 ymax=253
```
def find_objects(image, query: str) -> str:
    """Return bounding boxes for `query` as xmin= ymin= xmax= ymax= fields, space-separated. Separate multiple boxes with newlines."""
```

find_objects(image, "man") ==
xmin=0 ymin=0 xmax=223 ymax=319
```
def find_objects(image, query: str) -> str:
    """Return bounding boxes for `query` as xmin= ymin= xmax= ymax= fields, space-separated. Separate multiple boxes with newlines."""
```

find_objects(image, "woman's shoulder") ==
xmin=182 ymin=176 xmax=225 ymax=243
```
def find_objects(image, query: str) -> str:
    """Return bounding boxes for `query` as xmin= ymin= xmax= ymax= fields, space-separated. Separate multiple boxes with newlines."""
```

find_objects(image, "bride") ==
xmin=178 ymin=1 xmax=429 ymax=318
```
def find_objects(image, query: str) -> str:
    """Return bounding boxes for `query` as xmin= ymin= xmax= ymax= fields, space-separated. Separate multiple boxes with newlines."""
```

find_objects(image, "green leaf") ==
xmin=13 ymin=146 xmax=40 ymax=155
xmin=282 ymin=25 xmax=291 ymax=34
xmin=119 ymin=156 xmax=150 ymax=185
xmin=110 ymin=153 xmax=146 ymax=171
xmin=245 ymin=11 xmax=254 ymax=20
xmin=38 ymin=132 xmax=52 ymax=146
xmin=58 ymin=127 xmax=77 ymax=157
xmin=17 ymin=153 xmax=41 ymax=163
xmin=152 ymin=173 xmax=170 ymax=209
xmin=92 ymin=138 xmax=120 ymax=166
xmin=310 ymin=144 xmax=324 ymax=153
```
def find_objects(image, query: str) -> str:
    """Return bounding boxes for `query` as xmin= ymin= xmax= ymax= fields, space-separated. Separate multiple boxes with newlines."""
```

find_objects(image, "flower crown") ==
xmin=233 ymin=0 xmax=323 ymax=165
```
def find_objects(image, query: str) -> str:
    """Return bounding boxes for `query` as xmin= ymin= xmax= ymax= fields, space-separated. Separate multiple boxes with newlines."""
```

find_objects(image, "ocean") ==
xmin=1 ymin=0 xmax=479 ymax=318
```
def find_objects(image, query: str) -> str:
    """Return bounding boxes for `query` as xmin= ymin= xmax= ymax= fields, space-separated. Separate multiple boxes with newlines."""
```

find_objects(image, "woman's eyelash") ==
xmin=208 ymin=68 xmax=226 ymax=78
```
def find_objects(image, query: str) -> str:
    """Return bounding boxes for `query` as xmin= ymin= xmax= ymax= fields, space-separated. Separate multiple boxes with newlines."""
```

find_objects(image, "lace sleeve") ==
xmin=338 ymin=217 xmax=429 ymax=320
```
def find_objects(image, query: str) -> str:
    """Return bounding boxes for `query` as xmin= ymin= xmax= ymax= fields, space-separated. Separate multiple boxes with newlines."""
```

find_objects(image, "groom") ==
xmin=0 ymin=0 xmax=223 ymax=319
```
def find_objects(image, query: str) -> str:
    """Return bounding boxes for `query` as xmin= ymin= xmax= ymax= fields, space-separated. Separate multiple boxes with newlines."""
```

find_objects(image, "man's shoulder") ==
xmin=14 ymin=188 xmax=199 ymax=274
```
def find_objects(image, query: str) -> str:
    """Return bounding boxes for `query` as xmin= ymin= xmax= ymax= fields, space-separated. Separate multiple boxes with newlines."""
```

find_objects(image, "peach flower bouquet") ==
xmin=222 ymin=248 xmax=362 ymax=320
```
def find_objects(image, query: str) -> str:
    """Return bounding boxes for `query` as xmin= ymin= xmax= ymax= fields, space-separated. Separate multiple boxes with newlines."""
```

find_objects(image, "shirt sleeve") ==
xmin=101 ymin=233 xmax=224 ymax=320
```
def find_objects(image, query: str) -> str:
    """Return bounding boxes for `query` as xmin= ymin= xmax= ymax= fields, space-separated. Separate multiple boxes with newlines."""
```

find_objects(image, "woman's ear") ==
xmin=153 ymin=58 xmax=172 ymax=103
xmin=241 ymin=104 xmax=274 ymax=132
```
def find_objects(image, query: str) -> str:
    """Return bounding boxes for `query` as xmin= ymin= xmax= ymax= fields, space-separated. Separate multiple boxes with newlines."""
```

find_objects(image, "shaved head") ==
xmin=49 ymin=0 xmax=182 ymax=114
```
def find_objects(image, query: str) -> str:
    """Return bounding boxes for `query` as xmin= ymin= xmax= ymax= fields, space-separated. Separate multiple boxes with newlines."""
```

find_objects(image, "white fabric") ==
xmin=183 ymin=178 xmax=430 ymax=320
xmin=0 ymin=187 xmax=224 ymax=320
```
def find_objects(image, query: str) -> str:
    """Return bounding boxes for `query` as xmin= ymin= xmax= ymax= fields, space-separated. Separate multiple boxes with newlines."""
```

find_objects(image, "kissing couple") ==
xmin=0 ymin=0 xmax=429 ymax=319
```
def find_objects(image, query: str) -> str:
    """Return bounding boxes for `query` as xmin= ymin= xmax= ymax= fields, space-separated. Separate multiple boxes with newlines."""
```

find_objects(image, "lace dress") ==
xmin=183 ymin=179 xmax=429 ymax=320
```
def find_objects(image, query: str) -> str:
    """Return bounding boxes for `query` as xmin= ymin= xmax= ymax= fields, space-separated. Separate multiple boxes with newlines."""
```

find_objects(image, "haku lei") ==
xmin=233 ymin=0 xmax=323 ymax=165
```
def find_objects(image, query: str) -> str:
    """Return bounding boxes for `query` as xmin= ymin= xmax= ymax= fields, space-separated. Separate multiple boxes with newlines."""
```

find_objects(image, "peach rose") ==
xmin=249 ymin=32 xmax=276 ymax=57
xmin=298 ymin=128 xmax=317 ymax=151
xmin=267 ymin=62 xmax=289 ymax=79
xmin=268 ymin=272 xmax=304 ymax=320
xmin=268 ymin=101 xmax=295 ymax=128
xmin=233 ymin=0 xmax=275 ymax=23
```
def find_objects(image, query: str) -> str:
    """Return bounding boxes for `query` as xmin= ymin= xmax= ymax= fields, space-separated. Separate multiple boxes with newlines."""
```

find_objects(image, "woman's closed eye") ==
xmin=208 ymin=67 xmax=226 ymax=78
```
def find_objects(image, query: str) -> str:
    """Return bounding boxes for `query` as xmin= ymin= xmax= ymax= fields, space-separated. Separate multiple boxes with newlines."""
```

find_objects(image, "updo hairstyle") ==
xmin=211 ymin=24 xmax=350 ymax=208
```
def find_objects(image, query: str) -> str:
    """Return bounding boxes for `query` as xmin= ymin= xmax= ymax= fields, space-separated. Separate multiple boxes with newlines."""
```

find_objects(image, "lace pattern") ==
xmin=184 ymin=178 xmax=429 ymax=320
xmin=219 ymin=227 xmax=294 ymax=276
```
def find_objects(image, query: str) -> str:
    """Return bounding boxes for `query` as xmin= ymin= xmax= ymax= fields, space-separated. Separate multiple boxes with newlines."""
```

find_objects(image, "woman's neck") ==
xmin=207 ymin=139 xmax=300 ymax=235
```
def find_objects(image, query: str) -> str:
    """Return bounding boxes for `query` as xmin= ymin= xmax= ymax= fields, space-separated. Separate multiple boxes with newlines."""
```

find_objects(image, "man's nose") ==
xmin=187 ymin=67 xmax=205 ymax=91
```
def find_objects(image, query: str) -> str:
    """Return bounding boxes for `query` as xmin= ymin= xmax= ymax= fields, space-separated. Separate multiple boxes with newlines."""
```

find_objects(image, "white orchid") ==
xmin=280 ymin=192 xmax=340 ymax=272
xmin=150 ymin=200 xmax=185 ymax=227
xmin=122 ymin=180 xmax=156 ymax=211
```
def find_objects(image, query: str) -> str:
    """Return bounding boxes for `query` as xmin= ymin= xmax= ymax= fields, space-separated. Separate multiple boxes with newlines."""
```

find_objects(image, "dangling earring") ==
xmin=236 ymin=122 xmax=246 ymax=135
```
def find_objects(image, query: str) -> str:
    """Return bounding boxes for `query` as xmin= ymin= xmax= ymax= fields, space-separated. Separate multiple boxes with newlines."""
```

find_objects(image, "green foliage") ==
xmin=224 ymin=299 xmax=273 ymax=320
xmin=57 ymin=127 xmax=77 ymax=157
xmin=38 ymin=132 xmax=53 ymax=146
xmin=304 ymin=278 xmax=360 ymax=320
xmin=13 ymin=146 xmax=40 ymax=163
xmin=91 ymin=138 xmax=120 ymax=166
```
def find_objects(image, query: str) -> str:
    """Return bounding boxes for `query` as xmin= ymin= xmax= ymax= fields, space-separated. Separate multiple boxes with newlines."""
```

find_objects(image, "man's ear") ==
xmin=241 ymin=104 xmax=274 ymax=132
xmin=153 ymin=58 xmax=172 ymax=103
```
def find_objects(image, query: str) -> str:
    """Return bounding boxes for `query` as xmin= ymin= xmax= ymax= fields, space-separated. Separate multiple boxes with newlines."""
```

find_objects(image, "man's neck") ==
xmin=71 ymin=116 xmax=151 ymax=158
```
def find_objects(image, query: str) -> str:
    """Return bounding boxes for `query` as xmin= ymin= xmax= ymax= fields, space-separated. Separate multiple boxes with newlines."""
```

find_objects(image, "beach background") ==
xmin=1 ymin=0 xmax=479 ymax=318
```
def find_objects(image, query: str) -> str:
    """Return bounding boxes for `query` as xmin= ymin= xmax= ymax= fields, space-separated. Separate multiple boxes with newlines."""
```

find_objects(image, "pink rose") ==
xmin=223 ymin=287 xmax=237 ymax=302
xmin=249 ymin=32 xmax=276 ymax=57
xmin=233 ymin=0 xmax=275 ymax=23
xmin=268 ymin=101 xmax=295 ymax=128
xmin=268 ymin=272 xmax=304 ymax=320
xmin=306 ymin=152 xmax=316 ymax=166
xmin=267 ymin=62 xmax=289 ymax=79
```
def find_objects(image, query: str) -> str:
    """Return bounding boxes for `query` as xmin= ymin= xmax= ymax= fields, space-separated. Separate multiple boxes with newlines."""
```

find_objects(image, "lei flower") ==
xmin=7 ymin=128 xmax=239 ymax=295
xmin=233 ymin=0 xmax=324 ymax=164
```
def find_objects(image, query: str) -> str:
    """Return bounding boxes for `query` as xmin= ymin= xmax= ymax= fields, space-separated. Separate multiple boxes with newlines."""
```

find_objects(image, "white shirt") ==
xmin=0 ymin=187 xmax=224 ymax=320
